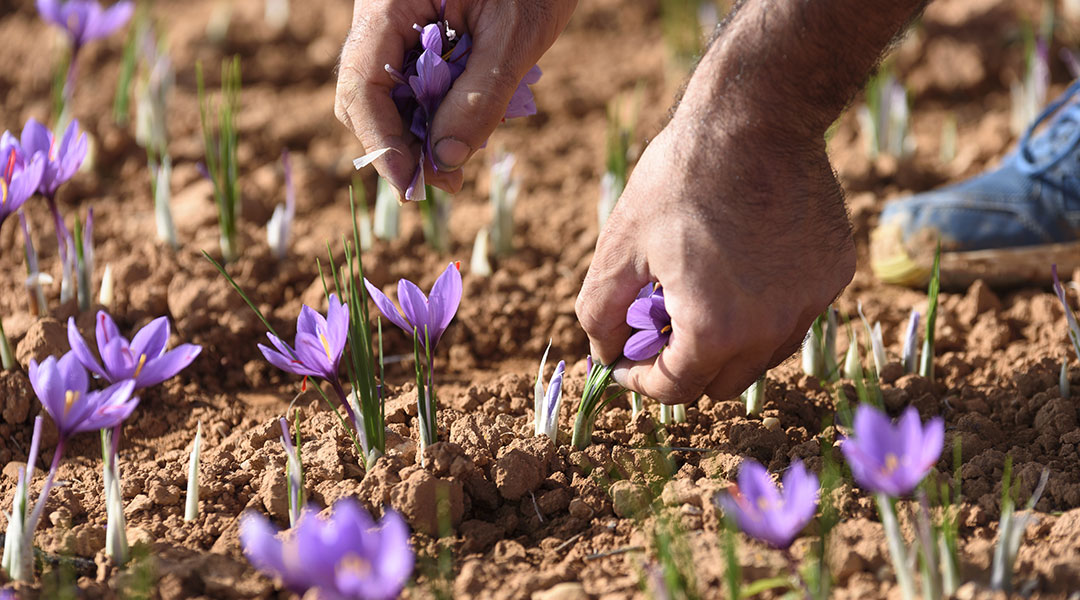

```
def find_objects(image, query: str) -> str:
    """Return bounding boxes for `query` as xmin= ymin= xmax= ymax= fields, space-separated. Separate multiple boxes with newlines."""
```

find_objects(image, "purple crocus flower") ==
xmin=0 ymin=136 xmax=46 ymax=230
xmin=623 ymin=283 xmax=671 ymax=361
xmin=377 ymin=4 xmax=541 ymax=201
xmin=716 ymin=459 xmax=819 ymax=549
xmin=364 ymin=262 xmax=462 ymax=350
xmin=67 ymin=311 xmax=202 ymax=390
xmin=240 ymin=499 xmax=413 ymax=600
xmin=840 ymin=404 xmax=944 ymax=497
xmin=28 ymin=352 xmax=138 ymax=441
xmin=37 ymin=0 xmax=134 ymax=50
xmin=19 ymin=118 xmax=88 ymax=199
xmin=258 ymin=294 xmax=349 ymax=381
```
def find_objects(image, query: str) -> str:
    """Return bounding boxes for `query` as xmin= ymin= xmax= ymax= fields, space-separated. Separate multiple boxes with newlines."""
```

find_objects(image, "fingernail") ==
xmin=433 ymin=138 xmax=471 ymax=171
xmin=612 ymin=365 xmax=630 ymax=387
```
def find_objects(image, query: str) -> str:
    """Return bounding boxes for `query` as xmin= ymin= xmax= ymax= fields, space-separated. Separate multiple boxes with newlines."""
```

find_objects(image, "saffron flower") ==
xmin=716 ymin=459 xmax=819 ymax=549
xmin=37 ymin=0 xmax=134 ymax=50
xmin=240 ymin=499 xmax=413 ymax=600
xmin=533 ymin=344 xmax=565 ymax=441
xmin=624 ymin=283 xmax=671 ymax=361
xmin=258 ymin=295 xmax=349 ymax=382
xmin=28 ymin=352 xmax=138 ymax=441
xmin=840 ymin=404 xmax=944 ymax=497
xmin=67 ymin=311 xmax=203 ymax=389
xmin=364 ymin=262 xmax=462 ymax=350
xmin=18 ymin=118 xmax=88 ymax=199
xmin=356 ymin=3 xmax=541 ymax=201
xmin=0 ymin=135 xmax=46 ymax=230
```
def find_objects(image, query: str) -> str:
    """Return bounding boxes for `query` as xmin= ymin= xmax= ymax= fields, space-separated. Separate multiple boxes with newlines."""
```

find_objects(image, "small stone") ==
xmin=492 ymin=539 xmax=526 ymax=563
xmin=49 ymin=507 xmax=72 ymax=528
xmin=568 ymin=498 xmax=593 ymax=520
xmin=762 ymin=416 xmax=781 ymax=431
xmin=3 ymin=461 xmax=26 ymax=481
xmin=150 ymin=484 xmax=181 ymax=506
xmin=610 ymin=480 xmax=650 ymax=518
xmin=532 ymin=582 xmax=588 ymax=600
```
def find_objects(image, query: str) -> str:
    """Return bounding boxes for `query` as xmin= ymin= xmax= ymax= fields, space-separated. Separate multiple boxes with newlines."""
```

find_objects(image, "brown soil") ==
xmin=2 ymin=0 xmax=1080 ymax=598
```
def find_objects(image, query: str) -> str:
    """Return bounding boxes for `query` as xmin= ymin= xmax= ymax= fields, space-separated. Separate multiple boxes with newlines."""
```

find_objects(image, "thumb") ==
xmin=575 ymin=231 xmax=650 ymax=366
xmin=428 ymin=35 xmax=536 ymax=171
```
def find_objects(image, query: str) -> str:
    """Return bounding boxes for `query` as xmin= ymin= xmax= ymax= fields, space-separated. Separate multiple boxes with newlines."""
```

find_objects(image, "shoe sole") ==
xmin=870 ymin=223 xmax=1080 ymax=289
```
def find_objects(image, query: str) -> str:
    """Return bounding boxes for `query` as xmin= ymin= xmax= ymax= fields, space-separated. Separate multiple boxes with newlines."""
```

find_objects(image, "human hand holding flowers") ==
xmin=335 ymin=0 xmax=575 ymax=198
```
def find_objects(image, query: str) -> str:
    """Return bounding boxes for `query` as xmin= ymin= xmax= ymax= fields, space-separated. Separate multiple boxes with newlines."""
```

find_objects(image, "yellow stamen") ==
xmin=133 ymin=354 xmax=147 ymax=378
xmin=660 ymin=325 xmax=672 ymax=334
xmin=337 ymin=553 xmax=372 ymax=578
xmin=319 ymin=333 xmax=332 ymax=361
xmin=64 ymin=390 xmax=80 ymax=416
xmin=882 ymin=452 xmax=900 ymax=475
xmin=1 ymin=178 xmax=7 ymax=206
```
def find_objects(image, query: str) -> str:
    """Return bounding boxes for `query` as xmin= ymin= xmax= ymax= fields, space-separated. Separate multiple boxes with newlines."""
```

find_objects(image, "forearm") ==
xmin=678 ymin=0 xmax=926 ymax=139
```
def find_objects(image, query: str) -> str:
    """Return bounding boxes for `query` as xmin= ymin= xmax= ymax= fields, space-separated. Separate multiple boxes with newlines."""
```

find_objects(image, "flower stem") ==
xmin=876 ymin=492 xmax=917 ymax=600
xmin=781 ymin=547 xmax=813 ymax=600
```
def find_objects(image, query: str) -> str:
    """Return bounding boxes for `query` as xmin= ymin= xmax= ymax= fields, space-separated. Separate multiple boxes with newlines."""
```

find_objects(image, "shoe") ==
xmin=871 ymin=80 xmax=1080 ymax=289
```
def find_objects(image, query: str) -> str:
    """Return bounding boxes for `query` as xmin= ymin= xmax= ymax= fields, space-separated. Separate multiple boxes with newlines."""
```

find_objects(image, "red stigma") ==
xmin=4 ymin=149 xmax=14 ymax=182
xmin=301 ymin=376 xmax=308 ymax=392
xmin=454 ymin=260 xmax=461 ymax=271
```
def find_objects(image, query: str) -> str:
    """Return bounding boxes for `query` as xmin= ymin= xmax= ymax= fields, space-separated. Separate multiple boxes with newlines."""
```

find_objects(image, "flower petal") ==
xmin=427 ymin=262 xmax=462 ymax=343
xmin=623 ymin=330 xmax=666 ymax=361
xmin=134 ymin=344 xmax=201 ymax=388
xmin=95 ymin=310 xmax=125 ymax=362
xmin=364 ymin=278 xmax=413 ymax=335
xmin=67 ymin=316 xmax=106 ymax=378
xmin=129 ymin=316 xmax=170 ymax=359
xmin=397 ymin=278 xmax=430 ymax=337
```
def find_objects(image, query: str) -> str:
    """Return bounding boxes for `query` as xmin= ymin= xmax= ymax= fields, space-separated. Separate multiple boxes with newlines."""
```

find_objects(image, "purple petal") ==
xmin=396 ymin=278 xmax=429 ymax=336
xmin=427 ymin=262 xmax=462 ymax=342
xmin=100 ymin=336 xmax=135 ymax=382
xmin=419 ymin=23 xmax=442 ymax=54
xmin=324 ymin=294 xmax=350 ymax=359
xmin=623 ymin=330 xmax=667 ymax=361
xmin=28 ymin=357 xmax=66 ymax=423
xmin=240 ymin=511 xmax=287 ymax=581
xmin=918 ymin=416 xmax=945 ymax=473
xmin=409 ymin=49 xmax=451 ymax=114
xmin=84 ymin=0 xmax=133 ymax=40
xmin=259 ymin=338 xmax=319 ymax=378
xmin=364 ymin=279 xmax=413 ymax=335
xmin=36 ymin=0 xmax=63 ymax=23
xmin=370 ymin=509 xmax=414 ymax=587
xmin=295 ymin=332 xmax=336 ymax=379
xmin=781 ymin=461 xmax=820 ymax=526
xmin=76 ymin=380 xmax=138 ymax=434
xmin=129 ymin=316 xmax=170 ymax=360
xmin=134 ymin=344 xmax=201 ymax=388
xmin=95 ymin=311 xmax=125 ymax=362
xmin=58 ymin=351 xmax=89 ymax=396
xmin=8 ymin=153 xmax=45 ymax=205
xmin=626 ymin=296 xmax=667 ymax=330
xmin=19 ymin=118 xmax=51 ymax=159
xmin=66 ymin=316 xmax=106 ymax=378
xmin=737 ymin=460 xmax=782 ymax=509
xmin=296 ymin=303 xmax=327 ymax=338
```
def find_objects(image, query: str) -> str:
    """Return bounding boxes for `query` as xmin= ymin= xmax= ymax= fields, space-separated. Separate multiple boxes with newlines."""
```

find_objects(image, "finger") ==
xmin=576 ymin=225 xmax=648 ymax=366
xmin=611 ymin=333 xmax=722 ymax=404
xmin=702 ymin=354 xmax=773 ymax=403
xmin=427 ymin=17 xmax=542 ymax=171
xmin=336 ymin=2 xmax=435 ymax=196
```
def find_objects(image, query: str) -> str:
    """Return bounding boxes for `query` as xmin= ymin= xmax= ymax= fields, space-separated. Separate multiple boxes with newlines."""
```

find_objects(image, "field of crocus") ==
xmin=3 ymin=0 xmax=1080 ymax=598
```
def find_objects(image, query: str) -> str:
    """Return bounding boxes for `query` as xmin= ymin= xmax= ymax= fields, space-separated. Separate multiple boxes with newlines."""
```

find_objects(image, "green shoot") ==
xmin=919 ymin=244 xmax=942 ymax=380
xmin=196 ymin=56 xmax=242 ymax=262
xmin=570 ymin=360 xmax=623 ymax=449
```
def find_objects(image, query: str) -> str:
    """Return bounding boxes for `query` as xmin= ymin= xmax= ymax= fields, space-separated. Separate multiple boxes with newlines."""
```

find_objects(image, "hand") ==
xmin=575 ymin=108 xmax=856 ymax=404
xmin=335 ymin=0 xmax=576 ymax=197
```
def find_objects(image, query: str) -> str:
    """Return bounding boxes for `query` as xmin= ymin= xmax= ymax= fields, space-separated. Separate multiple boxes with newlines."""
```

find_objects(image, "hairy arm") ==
xmin=577 ymin=0 xmax=927 ymax=403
